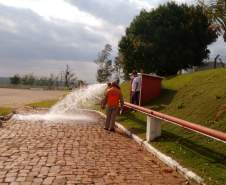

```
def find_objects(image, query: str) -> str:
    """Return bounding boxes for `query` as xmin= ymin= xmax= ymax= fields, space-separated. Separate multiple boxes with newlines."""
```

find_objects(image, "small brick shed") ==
xmin=131 ymin=73 xmax=163 ymax=105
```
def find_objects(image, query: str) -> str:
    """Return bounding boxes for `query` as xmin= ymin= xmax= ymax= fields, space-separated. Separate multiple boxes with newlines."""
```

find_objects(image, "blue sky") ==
xmin=0 ymin=0 xmax=225 ymax=83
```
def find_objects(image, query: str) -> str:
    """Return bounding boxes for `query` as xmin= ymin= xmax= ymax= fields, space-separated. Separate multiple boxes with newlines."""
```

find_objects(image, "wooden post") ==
xmin=146 ymin=116 xmax=161 ymax=142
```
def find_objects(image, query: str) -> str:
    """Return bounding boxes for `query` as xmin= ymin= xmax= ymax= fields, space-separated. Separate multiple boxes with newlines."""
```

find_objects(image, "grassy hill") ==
xmin=119 ymin=68 xmax=226 ymax=185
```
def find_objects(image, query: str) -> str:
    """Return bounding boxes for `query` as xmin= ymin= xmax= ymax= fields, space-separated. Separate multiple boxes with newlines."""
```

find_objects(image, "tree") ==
xmin=95 ymin=44 xmax=113 ymax=82
xmin=21 ymin=74 xmax=35 ymax=85
xmin=198 ymin=0 xmax=226 ymax=41
xmin=113 ymin=54 xmax=124 ymax=82
xmin=214 ymin=54 xmax=220 ymax=68
xmin=47 ymin=74 xmax=55 ymax=89
xmin=119 ymin=2 xmax=218 ymax=77
xmin=36 ymin=77 xmax=47 ymax=86
xmin=63 ymin=65 xmax=77 ymax=88
xmin=10 ymin=74 xmax=21 ymax=85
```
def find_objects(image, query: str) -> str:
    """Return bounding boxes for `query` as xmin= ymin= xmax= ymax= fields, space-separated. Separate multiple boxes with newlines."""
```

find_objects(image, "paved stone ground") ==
xmin=0 ymin=112 xmax=195 ymax=185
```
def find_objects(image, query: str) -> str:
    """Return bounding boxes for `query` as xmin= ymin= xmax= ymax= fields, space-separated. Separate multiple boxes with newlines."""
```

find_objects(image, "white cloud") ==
xmin=0 ymin=0 xmax=103 ymax=27
xmin=0 ymin=0 xmax=225 ymax=83
xmin=0 ymin=4 xmax=106 ymax=61
xmin=173 ymin=0 xmax=196 ymax=4
xmin=0 ymin=16 xmax=17 ymax=33
xmin=208 ymin=36 xmax=226 ymax=61
xmin=68 ymin=0 xmax=150 ymax=25
xmin=129 ymin=0 xmax=153 ymax=9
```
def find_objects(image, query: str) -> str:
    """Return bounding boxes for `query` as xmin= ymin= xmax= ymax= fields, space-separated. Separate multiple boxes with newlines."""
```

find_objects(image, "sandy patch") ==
xmin=0 ymin=88 xmax=66 ymax=108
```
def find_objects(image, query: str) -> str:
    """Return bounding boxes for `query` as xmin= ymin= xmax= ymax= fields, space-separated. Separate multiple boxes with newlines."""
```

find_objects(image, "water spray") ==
xmin=13 ymin=84 xmax=106 ymax=122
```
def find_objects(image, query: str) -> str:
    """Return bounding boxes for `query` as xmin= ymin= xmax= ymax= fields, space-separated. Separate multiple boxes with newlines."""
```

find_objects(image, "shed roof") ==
xmin=141 ymin=73 xmax=163 ymax=79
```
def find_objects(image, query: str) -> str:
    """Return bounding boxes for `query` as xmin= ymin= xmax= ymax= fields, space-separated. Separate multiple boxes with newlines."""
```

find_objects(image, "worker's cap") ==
xmin=111 ymin=80 xmax=119 ymax=86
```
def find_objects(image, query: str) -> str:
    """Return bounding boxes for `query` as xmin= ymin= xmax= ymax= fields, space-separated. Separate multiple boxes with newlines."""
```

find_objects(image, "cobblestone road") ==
xmin=0 ymin=112 xmax=194 ymax=185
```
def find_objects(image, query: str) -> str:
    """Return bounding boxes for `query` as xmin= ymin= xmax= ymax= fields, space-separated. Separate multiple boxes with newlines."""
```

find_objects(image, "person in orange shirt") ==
xmin=101 ymin=81 xmax=124 ymax=131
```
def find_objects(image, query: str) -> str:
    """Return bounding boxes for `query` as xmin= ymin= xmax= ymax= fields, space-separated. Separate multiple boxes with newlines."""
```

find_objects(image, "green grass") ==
xmin=0 ymin=107 xmax=12 ymax=116
xmin=117 ymin=68 xmax=226 ymax=185
xmin=27 ymin=99 xmax=58 ymax=108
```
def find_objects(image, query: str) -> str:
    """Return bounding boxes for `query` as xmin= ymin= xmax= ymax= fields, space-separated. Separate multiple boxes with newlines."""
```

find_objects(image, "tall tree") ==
xmin=10 ymin=74 xmax=20 ymax=85
xmin=21 ymin=74 xmax=35 ymax=85
xmin=63 ymin=65 xmax=77 ymax=88
xmin=119 ymin=2 xmax=217 ymax=77
xmin=113 ymin=54 xmax=124 ymax=82
xmin=95 ymin=44 xmax=113 ymax=82
xmin=214 ymin=54 xmax=220 ymax=68
xmin=47 ymin=74 xmax=55 ymax=89
xmin=198 ymin=0 xmax=226 ymax=41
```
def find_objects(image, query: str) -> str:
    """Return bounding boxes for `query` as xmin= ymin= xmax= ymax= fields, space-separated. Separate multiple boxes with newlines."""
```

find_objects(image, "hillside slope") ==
xmin=154 ymin=68 xmax=226 ymax=132
xmin=119 ymin=68 xmax=226 ymax=185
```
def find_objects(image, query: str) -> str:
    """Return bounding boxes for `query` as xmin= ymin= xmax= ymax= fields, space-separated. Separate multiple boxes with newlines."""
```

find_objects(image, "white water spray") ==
xmin=50 ymin=83 xmax=106 ymax=114
xmin=13 ymin=84 xmax=106 ymax=122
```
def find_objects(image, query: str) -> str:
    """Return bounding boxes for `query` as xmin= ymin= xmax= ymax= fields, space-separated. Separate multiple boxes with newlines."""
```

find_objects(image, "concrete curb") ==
xmin=93 ymin=110 xmax=205 ymax=185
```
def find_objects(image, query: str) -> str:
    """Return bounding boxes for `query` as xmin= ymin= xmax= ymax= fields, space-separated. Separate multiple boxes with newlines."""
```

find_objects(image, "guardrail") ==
xmin=124 ymin=102 xmax=226 ymax=144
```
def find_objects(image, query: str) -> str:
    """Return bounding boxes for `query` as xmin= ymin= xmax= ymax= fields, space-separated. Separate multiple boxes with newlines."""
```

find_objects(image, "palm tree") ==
xmin=198 ymin=0 xmax=226 ymax=41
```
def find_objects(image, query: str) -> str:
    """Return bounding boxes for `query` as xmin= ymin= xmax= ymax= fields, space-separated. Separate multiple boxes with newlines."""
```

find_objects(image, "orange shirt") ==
xmin=106 ymin=87 xmax=123 ymax=108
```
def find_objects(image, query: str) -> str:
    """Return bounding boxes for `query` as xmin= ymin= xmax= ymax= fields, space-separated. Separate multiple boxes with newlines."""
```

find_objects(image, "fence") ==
xmin=124 ymin=102 xmax=226 ymax=144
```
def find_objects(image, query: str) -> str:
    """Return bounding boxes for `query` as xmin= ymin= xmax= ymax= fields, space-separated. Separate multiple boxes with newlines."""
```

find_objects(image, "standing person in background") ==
xmin=101 ymin=81 xmax=124 ymax=132
xmin=131 ymin=71 xmax=141 ymax=105
xmin=130 ymin=70 xmax=137 ymax=82
xmin=130 ymin=70 xmax=137 ymax=103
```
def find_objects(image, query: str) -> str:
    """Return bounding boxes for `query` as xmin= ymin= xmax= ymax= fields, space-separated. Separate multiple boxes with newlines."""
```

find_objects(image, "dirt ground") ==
xmin=0 ymin=88 xmax=66 ymax=108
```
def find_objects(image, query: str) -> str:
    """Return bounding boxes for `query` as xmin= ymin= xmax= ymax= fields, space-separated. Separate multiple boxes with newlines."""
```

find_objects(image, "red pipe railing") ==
xmin=124 ymin=102 xmax=226 ymax=143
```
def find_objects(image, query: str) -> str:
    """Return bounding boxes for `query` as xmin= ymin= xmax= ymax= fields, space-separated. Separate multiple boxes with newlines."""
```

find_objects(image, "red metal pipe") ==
xmin=124 ymin=102 xmax=226 ymax=143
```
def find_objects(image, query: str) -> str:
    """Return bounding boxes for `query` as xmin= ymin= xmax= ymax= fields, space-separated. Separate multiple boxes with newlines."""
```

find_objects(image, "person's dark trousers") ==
xmin=132 ymin=91 xmax=140 ymax=105
xmin=105 ymin=107 xmax=118 ymax=130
